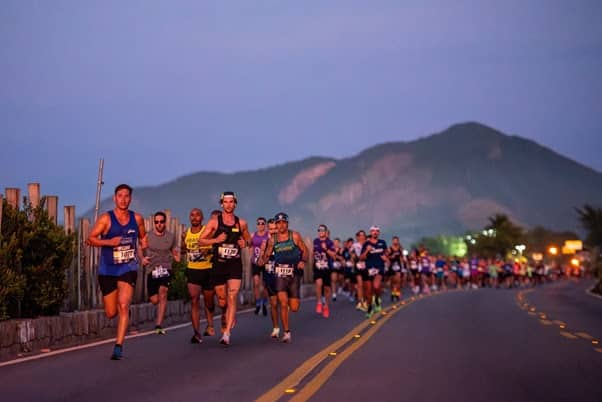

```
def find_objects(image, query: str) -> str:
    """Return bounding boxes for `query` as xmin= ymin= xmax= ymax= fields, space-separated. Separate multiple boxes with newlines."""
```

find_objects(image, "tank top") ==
xmin=213 ymin=214 xmax=242 ymax=262
xmin=251 ymin=231 xmax=269 ymax=265
xmin=99 ymin=210 xmax=139 ymax=276
xmin=185 ymin=226 xmax=212 ymax=270
xmin=273 ymin=231 xmax=302 ymax=268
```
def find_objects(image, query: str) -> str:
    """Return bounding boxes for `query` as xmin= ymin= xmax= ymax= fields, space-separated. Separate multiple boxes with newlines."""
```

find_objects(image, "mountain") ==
xmin=85 ymin=123 xmax=602 ymax=244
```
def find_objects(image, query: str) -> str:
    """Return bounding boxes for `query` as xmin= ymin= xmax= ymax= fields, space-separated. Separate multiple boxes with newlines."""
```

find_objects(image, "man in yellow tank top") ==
xmin=182 ymin=208 xmax=221 ymax=343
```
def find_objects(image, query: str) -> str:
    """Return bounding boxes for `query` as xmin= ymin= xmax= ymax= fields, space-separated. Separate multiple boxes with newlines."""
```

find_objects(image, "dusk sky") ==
xmin=1 ymin=0 xmax=601 ymax=215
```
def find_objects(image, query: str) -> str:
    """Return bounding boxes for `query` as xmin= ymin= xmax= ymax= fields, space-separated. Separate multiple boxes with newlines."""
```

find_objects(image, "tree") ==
xmin=468 ymin=213 xmax=523 ymax=258
xmin=576 ymin=205 xmax=602 ymax=248
xmin=0 ymin=199 xmax=74 ymax=319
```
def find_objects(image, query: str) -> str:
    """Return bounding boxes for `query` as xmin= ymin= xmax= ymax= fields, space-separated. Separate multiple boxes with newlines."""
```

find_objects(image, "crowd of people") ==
xmin=87 ymin=184 xmax=584 ymax=360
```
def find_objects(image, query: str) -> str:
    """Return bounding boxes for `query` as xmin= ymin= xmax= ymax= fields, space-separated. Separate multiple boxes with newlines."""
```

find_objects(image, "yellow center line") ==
xmin=289 ymin=303 xmax=405 ymax=402
xmin=559 ymin=331 xmax=578 ymax=340
xmin=254 ymin=302 xmax=408 ymax=402
xmin=539 ymin=320 xmax=553 ymax=325
xmin=575 ymin=332 xmax=594 ymax=340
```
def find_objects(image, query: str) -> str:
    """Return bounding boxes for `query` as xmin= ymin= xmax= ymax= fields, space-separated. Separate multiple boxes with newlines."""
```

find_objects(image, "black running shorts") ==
xmin=98 ymin=271 xmax=138 ymax=296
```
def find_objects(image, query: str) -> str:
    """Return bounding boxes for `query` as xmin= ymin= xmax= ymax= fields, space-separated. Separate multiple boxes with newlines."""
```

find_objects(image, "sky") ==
xmin=1 ymin=0 xmax=601 ymax=216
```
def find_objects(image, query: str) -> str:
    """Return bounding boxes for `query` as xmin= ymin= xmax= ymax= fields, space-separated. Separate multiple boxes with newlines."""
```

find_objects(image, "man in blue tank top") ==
xmin=258 ymin=212 xmax=308 ymax=343
xmin=359 ymin=225 xmax=389 ymax=318
xmin=198 ymin=191 xmax=252 ymax=346
xmin=87 ymin=184 xmax=147 ymax=360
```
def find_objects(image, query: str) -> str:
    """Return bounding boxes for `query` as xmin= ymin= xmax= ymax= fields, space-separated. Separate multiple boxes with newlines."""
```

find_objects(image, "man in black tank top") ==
xmin=198 ymin=192 xmax=251 ymax=346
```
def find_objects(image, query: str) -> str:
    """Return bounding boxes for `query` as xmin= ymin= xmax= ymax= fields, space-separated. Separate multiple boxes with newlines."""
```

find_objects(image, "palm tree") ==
xmin=576 ymin=205 xmax=602 ymax=292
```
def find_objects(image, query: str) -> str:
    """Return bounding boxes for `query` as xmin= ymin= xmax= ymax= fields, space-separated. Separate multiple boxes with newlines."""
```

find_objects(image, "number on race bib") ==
xmin=356 ymin=262 xmax=366 ymax=270
xmin=315 ymin=260 xmax=328 ymax=270
xmin=275 ymin=265 xmax=294 ymax=277
xmin=218 ymin=244 xmax=239 ymax=259
xmin=113 ymin=245 xmax=135 ymax=264
xmin=392 ymin=263 xmax=401 ymax=272
xmin=151 ymin=266 xmax=170 ymax=279
xmin=368 ymin=268 xmax=380 ymax=276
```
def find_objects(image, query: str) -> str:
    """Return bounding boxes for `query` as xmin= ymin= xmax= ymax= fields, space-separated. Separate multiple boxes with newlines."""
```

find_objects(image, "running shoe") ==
xmin=110 ymin=345 xmax=123 ymax=360
xmin=219 ymin=332 xmax=230 ymax=346
xmin=374 ymin=303 xmax=382 ymax=313
xmin=281 ymin=331 xmax=292 ymax=343
xmin=323 ymin=304 xmax=330 ymax=318
xmin=254 ymin=303 xmax=261 ymax=315
xmin=271 ymin=328 xmax=280 ymax=339
xmin=203 ymin=326 xmax=215 ymax=337
xmin=332 ymin=294 xmax=337 ymax=302
xmin=365 ymin=305 xmax=373 ymax=319
xmin=316 ymin=302 xmax=323 ymax=314
xmin=190 ymin=332 xmax=203 ymax=344
xmin=155 ymin=325 xmax=166 ymax=335
xmin=355 ymin=301 xmax=363 ymax=310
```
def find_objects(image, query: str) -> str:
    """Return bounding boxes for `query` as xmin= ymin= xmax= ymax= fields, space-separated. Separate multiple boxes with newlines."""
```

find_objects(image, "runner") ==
xmin=331 ymin=238 xmax=345 ymax=302
xmin=198 ymin=191 xmax=252 ymax=346
xmin=313 ymin=224 xmax=337 ymax=318
xmin=260 ymin=218 xmax=280 ymax=338
xmin=258 ymin=212 xmax=308 ymax=343
xmin=352 ymin=230 xmax=368 ymax=311
xmin=87 ymin=184 xmax=147 ymax=360
xmin=359 ymin=225 xmax=388 ymax=318
xmin=341 ymin=238 xmax=356 ymax=302
xmin=182 ymin=208 xmax=220 ymax=344
xmin=141 ymin=211 xmax=180 ymax=335
xmin=250 ymin=217 xmax=269 ymax=316
xmin=387 ymin=236 xmax=403 ymax=302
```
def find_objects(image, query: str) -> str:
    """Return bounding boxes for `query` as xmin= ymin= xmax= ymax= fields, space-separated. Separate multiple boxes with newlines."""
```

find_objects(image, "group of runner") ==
xmin=88 ymin=185 xmax=312 ymax=359
xmin=87 ymin=183 xmax=573 ymax=361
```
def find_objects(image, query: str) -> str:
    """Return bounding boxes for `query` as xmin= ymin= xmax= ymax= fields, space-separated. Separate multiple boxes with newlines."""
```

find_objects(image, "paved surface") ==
xmin=2 ymin=280 xmax=601 ymax=402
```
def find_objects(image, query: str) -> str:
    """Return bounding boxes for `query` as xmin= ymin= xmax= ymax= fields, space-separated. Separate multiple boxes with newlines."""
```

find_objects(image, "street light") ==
xmin=548 ymin=246 xmax=558 ymax=255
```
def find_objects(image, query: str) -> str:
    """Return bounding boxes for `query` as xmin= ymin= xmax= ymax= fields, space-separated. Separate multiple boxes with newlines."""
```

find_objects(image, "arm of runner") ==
xmin=238 ymin=218 xmax=252 ymax=249
xmin=359 ymin=243 xmax=372 ymax=261
xmin=86 ymin=213 xmax=121 ymax=247
xmin=293 ymin=231 xmax=308 ymax=270
xmin=257 ymin=237 xmax=274 ymax=267
xmin=198 ymin=217 xmax=225 ymax=246
xmin=135 ymin=212 xmax=148 ymax=251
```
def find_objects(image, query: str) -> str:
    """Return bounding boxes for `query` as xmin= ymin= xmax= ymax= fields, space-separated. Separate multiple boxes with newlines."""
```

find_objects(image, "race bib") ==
xmin=151 ymin=265 xmax=170 ymax=279
xmin=187 ymin=250 xmax=203 ymax=262
xmin=345 ymin=261 xmax=354 ymax=268
xmin=218 ymin=244 xmax=239 ymax=259
xmin=356 ymin=261 xmax=366 ymax=270
xmin=333 ymin=261 xmax=342 ymax=269
xmin=265 ymin=260 xmax=275 ymax=274
xmin=368 ymin=268 xmax=380 ymax=276
xmin=392 ymin=263 xmax=401 ymax=272
xmin=315 ymin=260 xmax=328 ymax=270
xmin=275 ymin=264 xmax=294 ymax=277
xmin=113 ymin=245 xmax=135 ymax=264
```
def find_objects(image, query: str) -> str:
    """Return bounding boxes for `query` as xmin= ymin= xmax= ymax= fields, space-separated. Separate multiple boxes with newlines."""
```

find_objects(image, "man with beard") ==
xmin=359 ymin=225 xmax=388 ymax=318
xmin=199 ymin=192 xmax=252 ymax=346
xmin=87 ymin=184 xmax=148 ymax=360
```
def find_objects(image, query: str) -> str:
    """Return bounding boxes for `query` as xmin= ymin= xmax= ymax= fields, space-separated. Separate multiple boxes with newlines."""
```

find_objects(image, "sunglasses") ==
xmin=154 ymin=220 xmax=165 ymax=224
xmin=318 ymin=229 xmax=327 ymax=232
xmin=257 ymin=222 xmax=266 ymax=225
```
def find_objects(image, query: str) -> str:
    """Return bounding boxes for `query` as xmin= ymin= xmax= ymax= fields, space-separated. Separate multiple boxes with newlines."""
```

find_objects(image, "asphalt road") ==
xmin=2 ymin=280 xmax=601 ymax=402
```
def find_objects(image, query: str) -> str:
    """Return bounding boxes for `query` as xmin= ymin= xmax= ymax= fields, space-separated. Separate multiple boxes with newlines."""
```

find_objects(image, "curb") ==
xmin=585 ymin=284 xmax=602 ymax=300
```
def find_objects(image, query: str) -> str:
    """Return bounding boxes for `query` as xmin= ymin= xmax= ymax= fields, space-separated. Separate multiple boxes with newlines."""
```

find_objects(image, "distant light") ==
xmin=471 ymin=239 xmax=476 ymax=245
xmin=548 ymin=246 xmax=558 ymax=255
xmin=482 ymin=230 xmax=488 ymax=236
xmin=402 ymin=250 xmax=408 ymax=256
xmin=570 ymin=258 xmax=579 ymax=267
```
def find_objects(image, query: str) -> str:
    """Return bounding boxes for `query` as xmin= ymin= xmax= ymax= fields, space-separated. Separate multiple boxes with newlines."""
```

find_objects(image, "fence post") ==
xmin=46 ymin=195 xmax=58 ymax=225
xmin=0 ymin=194 xmax=3 ymax=233
xmin=6 ymin=187 xmax=20 ymax=209
xmin=28 ymin=183 xmax=40 ymax=208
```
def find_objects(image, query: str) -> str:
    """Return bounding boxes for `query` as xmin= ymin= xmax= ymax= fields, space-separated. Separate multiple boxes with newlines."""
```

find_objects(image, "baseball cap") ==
xmin=274 ymin=212 xmax=289 ymax=222
xmin=369 ymin=225 xmax=380 ymax=232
